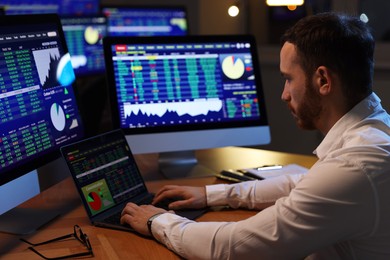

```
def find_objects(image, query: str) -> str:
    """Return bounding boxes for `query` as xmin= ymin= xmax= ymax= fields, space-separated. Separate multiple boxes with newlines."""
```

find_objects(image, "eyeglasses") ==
xmin=20 ymin=225 xmax=93 ymax=259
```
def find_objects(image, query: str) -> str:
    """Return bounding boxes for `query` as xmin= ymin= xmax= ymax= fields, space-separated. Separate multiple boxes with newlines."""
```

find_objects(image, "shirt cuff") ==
xmin=206 ymin=184 xmax=228 ymax=206
xmin=150 ymin=212 xmax=194 ymax=253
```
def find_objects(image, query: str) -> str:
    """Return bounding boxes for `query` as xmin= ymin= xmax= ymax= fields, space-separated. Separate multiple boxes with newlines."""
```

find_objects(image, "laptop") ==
xmin=60 ymin=129 xmax=206 ymax=232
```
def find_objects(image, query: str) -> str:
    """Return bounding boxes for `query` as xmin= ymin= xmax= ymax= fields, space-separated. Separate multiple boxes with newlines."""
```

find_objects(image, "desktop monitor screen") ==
xmin=101 ymin=6 xmax=188 ymax=36
xmin=0 ymin=14 xmax=84 ymax=186
xmin=103 ymin=35 xmax=270 ymax=178
xmin=61 ymin=15 xmax=107 ymax=76
xmin=2 ymin=0 xmax=99 ymax=15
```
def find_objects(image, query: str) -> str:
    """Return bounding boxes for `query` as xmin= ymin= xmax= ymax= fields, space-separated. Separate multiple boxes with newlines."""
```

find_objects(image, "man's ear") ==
xmin=314 ymin=66 xmax=332 ymax=95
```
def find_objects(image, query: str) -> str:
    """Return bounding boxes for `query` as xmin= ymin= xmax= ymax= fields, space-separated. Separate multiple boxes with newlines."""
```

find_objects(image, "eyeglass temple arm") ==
xmin=28 ymin=246 xmax=92 ymax=260
xmin=20 ymin=233 xmax=74 ymax=246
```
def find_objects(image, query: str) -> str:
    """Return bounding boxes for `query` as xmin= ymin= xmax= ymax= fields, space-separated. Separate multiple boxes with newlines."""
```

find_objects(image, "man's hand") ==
xmin=153 ymin=185 xmax=207 ymax=210
xmin=121 ymin=203 xmax=168 ymax=236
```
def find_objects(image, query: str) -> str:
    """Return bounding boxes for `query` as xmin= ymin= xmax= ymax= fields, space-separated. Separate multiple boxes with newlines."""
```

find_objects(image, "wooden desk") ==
xmin=0 ymin=147 xmax=317 ymax=259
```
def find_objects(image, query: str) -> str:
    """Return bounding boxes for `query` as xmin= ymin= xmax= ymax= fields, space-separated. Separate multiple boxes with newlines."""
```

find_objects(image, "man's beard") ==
xmin=290 ymin=81 xmax=322 ymax=130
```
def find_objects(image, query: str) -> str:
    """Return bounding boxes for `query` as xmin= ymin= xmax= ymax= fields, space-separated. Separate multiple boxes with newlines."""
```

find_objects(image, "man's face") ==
xmin=279 ymin=42 xmax=322 ymax=130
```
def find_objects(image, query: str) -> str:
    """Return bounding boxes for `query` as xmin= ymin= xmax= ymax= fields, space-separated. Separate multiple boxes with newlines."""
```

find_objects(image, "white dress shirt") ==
xmin=151 ymin=93 xmax=390 ymax=260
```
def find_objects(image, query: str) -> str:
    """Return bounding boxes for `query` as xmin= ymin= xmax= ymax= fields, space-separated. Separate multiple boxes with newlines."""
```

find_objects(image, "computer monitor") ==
xmin=2 ymin=0 xmax=99 ymax=15
xmin=103 ymin=35 xmax=270 ymax=178
xmin=61 ymin=15 xmax=107 ymax=76
xmin=101 ymin=5 xmax=188 ymax=37
xmin=0 ymin=14 xmax=84 ymax=234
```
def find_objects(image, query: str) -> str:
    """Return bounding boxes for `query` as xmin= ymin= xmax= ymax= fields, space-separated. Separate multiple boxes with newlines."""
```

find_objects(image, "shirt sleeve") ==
xmin=151 ymin=160 xmax=376 ymax=259
xmin=206 ymin=173 xmax=305 ymax=209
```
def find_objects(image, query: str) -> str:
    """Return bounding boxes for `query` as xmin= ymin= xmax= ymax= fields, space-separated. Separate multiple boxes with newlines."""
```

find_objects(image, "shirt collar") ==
xmin=314 ymin=93 xmax=382 ymax=159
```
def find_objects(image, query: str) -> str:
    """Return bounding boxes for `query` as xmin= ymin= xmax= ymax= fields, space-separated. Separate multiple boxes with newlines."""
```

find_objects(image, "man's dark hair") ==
xmin=281 ymin=12 xmax=374 ymax=107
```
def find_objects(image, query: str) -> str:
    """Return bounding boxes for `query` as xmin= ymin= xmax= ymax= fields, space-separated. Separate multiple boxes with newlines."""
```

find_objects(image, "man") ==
xmin=121 ymin=12 xmax=390 ymax=259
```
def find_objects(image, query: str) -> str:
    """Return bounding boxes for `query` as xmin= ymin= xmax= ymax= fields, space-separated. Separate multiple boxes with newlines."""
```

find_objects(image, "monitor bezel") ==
xmin=103 ymin=34 xmax=269 ymax=137
xmin=100 ymin=4 xmax=190 ymax=36
xmin=0 ymin=14 xmax=85 ymax=186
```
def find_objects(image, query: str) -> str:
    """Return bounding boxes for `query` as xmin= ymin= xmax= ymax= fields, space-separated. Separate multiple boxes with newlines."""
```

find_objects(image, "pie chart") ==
xmin=50 ymin=103 xmax=66 ymax=131
xmin=222 ymin=55 xmax=245 ymax=79
xmin=84 ymin=26 xmax=100 ymax=45
xmin=87 ymin=192 xmax=102 ymax=211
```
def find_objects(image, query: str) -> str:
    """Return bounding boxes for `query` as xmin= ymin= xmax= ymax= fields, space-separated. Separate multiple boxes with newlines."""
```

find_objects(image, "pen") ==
xmin=215 ymin=174 xmax=241 ymax=183
xmin=236 ymin=169 xmax=264 ymax=180
xmin=255 ymin=165 xmax=283 ymax=171
xmin=220 ymin=169 xmax=256 ymax=181
xmin=236 ymin=165 xmax=283 ymax=180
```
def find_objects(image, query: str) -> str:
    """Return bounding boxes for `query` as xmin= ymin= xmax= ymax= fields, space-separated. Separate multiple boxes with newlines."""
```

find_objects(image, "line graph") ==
xmin=123 ymin=98 xmax=223 ymax=118
xmin=32 ymin=48 xmax=60 ymax=87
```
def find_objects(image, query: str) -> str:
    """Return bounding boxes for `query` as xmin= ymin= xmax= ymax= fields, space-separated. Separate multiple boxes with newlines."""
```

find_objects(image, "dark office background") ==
xmin=5 ymin=0 xmax=385 ymax=155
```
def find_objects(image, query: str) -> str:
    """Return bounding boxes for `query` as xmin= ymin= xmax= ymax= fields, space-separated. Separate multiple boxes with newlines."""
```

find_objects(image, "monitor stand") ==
xmin=158 ymin=150 xmax=216 ymax=179
xmin=0 ymin=159 xmax=76 ymax=235
xmin=0 ymin=171 xmax=61 ymax=235
xmin=0 ymin=208 xmax=60 ymax=235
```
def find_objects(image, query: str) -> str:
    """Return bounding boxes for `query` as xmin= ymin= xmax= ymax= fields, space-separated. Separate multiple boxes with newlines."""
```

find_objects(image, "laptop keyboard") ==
xmin=104 ymin=197 xmax=176 ymax=225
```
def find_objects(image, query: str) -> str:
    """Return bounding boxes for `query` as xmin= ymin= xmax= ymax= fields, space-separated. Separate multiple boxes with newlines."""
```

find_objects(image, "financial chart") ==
xmin=102 ymin=7 xmax=188 ymax=36
xmin=66 ymin=137 xmax=146 ymax=215
xmin=61 ymin=16 xmax=107 ymax=76
xmin=0 ymin=26 xmax=82 ymax=169
xmin=2 ymin=0 xmax=99 ymax=15
xmin=110 ymin=42 xmax=261 ymax=129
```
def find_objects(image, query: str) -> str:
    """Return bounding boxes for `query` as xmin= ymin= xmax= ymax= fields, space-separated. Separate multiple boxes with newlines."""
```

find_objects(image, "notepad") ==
xmin=240 ymin=164 xmax=308 ymax=179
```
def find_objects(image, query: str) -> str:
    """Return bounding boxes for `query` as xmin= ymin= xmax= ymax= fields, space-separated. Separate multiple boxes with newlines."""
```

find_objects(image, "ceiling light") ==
xmin=228 ymin=5 xmax=240 ymax=17
xmin=266 ymin=0 xmax=304 ymax=6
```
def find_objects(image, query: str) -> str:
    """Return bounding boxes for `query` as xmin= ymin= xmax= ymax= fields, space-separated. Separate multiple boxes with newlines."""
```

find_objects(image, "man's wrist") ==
xmin=147 ymin=213 xmax=164 ymax=238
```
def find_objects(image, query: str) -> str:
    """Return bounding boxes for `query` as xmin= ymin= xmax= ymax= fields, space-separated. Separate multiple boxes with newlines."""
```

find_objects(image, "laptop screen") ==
xmin=61 ymin=130 xmax=148 ymax=217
